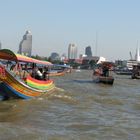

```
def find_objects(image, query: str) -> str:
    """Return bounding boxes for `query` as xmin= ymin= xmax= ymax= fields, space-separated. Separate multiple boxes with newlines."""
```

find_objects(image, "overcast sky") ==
xmin=0 ymin=0 xmax=140 ymax=61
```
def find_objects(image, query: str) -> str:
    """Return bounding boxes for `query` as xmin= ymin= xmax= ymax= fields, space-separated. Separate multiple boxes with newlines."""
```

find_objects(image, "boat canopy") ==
xmin=0 ymin=49 xmax=52 ymax=65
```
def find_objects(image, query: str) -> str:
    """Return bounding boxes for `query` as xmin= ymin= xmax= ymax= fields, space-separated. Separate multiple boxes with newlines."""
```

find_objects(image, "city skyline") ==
xmin=0 ymin=0 xmax=140 ymax=61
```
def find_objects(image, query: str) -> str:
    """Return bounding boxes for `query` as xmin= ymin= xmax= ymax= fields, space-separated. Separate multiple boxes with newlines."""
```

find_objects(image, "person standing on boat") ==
xmin=32 ymin=67 xmax=43 ymax=80
xmin=36 ymin=68 xmax=43 ymax=80
xmin=31 ymin=67 xmax=42 ymax=80
xmin=102 ymin=64 xmax=109 ymax=77
xmin=132 ymin=65 xmax=138 ymax=79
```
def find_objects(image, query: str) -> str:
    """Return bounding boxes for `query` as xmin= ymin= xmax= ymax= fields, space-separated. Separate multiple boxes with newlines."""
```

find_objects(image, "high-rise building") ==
xmin=68 ymin=43 xmax=77 ymax=59
xmin=61 ymin=53 xmax=67 ymax=61
xmin=18 ymin=30 xmax=32 ymax=57
xmin=85 ymin=46 xmax=92 ymax=57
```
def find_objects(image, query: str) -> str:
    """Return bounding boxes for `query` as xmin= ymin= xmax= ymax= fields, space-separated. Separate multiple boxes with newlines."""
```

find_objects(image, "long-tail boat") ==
xmin=92 ymin=62 xmax=114 ymax=85
xmin=0 ymin=49 xmax=55 ymax=100
xmin=48 ymin=70 xmax=65 ymax=76
xmin=47 ymin=64 xmax=71 ymax=76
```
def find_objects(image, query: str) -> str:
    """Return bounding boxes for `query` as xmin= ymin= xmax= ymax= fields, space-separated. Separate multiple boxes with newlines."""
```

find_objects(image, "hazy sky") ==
xmin=0 ymin=0 xmax=140 ymax=61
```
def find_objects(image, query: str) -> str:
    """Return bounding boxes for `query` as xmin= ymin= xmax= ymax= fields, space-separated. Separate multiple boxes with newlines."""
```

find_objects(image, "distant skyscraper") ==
xmin=61 ymin=53 xmax=67 ymax=61
xmin=85 ymin=46 xmax=92 ymax=57
xmin=68 ymin=43 xmax=77 ymax=59
xmin=18 ymin=30 xmax=32 ymax=57
xmin=50 ymin=52 xmax=60 ymax=61
xmin=0 ymin=42 xmax=1 ymax=50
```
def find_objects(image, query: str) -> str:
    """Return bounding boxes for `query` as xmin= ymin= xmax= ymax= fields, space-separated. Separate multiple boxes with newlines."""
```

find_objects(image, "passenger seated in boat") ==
xmin=42 ymin=66 xmax=49 ymax=80
xmin=36 ymin=69 xmax=43 ymax=80
xmin=32 ymin=67 xmax=43 ymax=80
xmin=21 ymin=64 xmax=29 ymax=80
xmin=12 ymin=62 xmax=22 ymax=77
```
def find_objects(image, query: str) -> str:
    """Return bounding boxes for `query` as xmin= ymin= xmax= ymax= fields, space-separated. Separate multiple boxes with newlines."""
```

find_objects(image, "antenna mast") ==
xmin=129 ymin=51 xmax=133 ymax=60
xmin=95 ymin=31 xmax=98 ymax=56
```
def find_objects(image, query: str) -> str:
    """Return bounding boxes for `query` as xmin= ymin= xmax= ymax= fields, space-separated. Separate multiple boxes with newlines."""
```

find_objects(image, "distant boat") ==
xmin=92 ymin=61 xmax=114 ymax=85
xmin=115 ymin=70 xmax=132 ymax=75
xmin=48 ymin=70 xmax=65 ymax=76
xmin=48 ymin=64 xmax=72 ymax=76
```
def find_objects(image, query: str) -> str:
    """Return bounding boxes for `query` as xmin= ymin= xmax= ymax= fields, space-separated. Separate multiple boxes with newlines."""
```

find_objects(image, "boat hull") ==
xmin=0 ymin=66 xmax=55 ymax=99
xmin=93 ymin=76 xmax=114 ymax=85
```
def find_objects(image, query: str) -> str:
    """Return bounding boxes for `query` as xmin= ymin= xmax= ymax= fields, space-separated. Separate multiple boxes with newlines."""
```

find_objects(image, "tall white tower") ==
xmin=68 ymin=43 xmax=77 ymax=59
xmin=136 ymin=47 xmax=140 ymax=62
xmin=18 ymin=30 xmax=32 ymax=57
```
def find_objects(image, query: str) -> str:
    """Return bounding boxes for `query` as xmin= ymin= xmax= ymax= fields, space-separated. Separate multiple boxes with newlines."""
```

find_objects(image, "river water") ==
xmin=0 ymin=70 xmax=140 ymax=140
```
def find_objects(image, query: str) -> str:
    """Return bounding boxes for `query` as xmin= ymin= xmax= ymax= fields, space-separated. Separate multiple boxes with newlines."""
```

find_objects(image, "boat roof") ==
xmin=0 ymin=49 xmax=52 ymax=65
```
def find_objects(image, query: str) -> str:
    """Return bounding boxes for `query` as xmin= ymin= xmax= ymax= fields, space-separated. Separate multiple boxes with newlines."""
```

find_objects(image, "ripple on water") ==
xmin=133 ymin=103 xmax=140 ymax=110
xmin=86 ymin=95 xmax=124 ymax=106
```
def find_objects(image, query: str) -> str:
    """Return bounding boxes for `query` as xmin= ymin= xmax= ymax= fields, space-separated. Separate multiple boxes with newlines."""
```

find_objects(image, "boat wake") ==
xmin=54 ymin=87 xmax=65 ymax=92
xmin=48 ymin=87 xmax=76 ymax=103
